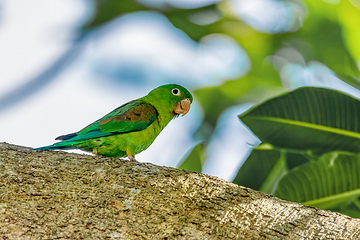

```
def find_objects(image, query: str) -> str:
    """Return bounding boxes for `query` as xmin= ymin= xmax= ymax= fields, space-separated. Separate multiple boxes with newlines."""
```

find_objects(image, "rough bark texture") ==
xmin=0 ymin=142 xmax=359 ymax=239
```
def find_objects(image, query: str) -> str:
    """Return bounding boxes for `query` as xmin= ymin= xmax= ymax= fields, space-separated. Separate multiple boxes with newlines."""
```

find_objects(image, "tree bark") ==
xmin=0 ymin=142 xmax=359 ymax=239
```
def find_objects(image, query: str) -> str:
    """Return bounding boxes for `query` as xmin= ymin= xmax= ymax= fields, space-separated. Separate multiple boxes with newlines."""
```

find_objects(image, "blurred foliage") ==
xmin=290 ymin=1 xmax=358 ymax=77
xmin=83 ymin=1 xmax=150 ymax=30
xmin=84 ymin=0 xmax=220 ymax=41
xmin=178 ymin=143 xmax=204 ymax=173
xmin=80 ymin=0 xmax=360 ymax=217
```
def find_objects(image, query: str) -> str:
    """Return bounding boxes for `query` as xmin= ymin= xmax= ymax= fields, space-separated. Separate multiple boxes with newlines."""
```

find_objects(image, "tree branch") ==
xmin=0 ymin=142 xmax=359 ymax=239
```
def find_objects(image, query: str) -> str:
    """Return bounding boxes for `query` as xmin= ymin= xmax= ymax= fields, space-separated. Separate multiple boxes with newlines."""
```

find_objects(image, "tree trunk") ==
xmin=0 ymin=143 xmax=359 ymax=239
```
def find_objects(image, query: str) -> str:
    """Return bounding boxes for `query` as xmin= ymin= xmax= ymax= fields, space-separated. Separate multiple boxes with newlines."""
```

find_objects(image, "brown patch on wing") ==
xmin=99 ymin=117 xmax=112 ymax=125
xmin=114 ymin=115 xmax=126 ymax=122
xmin=114 ymin=103 xmax=157 ymax=123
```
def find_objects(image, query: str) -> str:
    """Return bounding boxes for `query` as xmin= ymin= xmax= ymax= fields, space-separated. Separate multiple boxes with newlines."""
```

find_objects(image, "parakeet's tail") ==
xmin=34 ymin=131 xmax=80 ymax=151
xmin=33 ymin=141 xmax=76 ymax=151
xmin=55 ymin=132 xmax=77 ymax=141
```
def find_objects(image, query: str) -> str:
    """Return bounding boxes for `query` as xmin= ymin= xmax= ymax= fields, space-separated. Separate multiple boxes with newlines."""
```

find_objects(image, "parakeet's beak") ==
xmin=174 ymin=98 xmax=191 ymax=116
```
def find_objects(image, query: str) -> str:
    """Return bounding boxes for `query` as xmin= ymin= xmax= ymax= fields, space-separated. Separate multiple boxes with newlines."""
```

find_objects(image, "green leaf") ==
xmin=239 ymin=87 xmax=360 ymax=154
xmin=233 ymin=146 xmax=309 ymax=194
xmin=178 ymin=144 xmax=204 ymax=173
xmin=233 ymin=148 xmax=284 ymax=193
xmin=334 ymin=72 xmax=360 ymax=92
xmin=334 ymin=200 xmax=360 ymax=218
xmin=285 ymin=151 xmax=311 ymax=170
xmin=275 ymin=152 xmax=360 ymax=213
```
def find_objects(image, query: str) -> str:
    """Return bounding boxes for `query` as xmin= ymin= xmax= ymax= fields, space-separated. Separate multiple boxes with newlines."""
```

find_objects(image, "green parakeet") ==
xmin=35 ymin=84 xmax=193 ymax=161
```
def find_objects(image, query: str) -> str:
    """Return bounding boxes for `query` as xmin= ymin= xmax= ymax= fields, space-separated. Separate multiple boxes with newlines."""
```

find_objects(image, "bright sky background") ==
xmin=1 ymin=0 xmax=359 ymax=182
xmin=0 ymin=0 xmax=254 ymax=181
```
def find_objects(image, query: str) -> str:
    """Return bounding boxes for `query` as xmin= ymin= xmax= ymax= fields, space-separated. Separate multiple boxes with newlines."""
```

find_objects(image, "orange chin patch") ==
xmin=174 ymin=98 xmax=191 ymax=116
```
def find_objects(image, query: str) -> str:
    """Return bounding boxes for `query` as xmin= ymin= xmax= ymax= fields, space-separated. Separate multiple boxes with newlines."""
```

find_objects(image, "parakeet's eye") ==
xmin=171 ymin=88 xmax=181 ymax=96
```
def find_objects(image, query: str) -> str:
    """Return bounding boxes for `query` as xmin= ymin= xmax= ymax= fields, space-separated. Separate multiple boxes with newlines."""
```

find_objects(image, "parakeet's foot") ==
xmin=128 ymin=155 xmax=137 ymax=161
xmin=93 ymin=148 xmax=99 ymax=155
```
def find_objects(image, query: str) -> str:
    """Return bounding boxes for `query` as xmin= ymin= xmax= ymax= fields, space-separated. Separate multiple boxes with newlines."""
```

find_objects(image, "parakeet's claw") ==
xmin=93 ymin=148 xmax=99 ymax=155
xmin=174 ymin=98 xmax=191 ymax=116
xmin=128 ymin=155 xmax=137 ymax=161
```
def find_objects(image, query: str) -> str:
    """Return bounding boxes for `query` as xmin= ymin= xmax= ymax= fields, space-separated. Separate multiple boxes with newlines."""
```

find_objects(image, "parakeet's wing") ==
xmin=56 ymin=100 xmax=158 ymax=142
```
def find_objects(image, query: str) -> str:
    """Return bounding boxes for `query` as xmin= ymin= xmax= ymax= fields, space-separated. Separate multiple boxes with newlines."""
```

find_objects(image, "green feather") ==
xmin=34 ymin=84 xmax=193 ymax=160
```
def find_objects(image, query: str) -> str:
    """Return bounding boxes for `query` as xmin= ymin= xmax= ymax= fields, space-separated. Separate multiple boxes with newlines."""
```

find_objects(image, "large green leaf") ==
xmin=233 ymin=145 xmax=309 ymax=194
xmin=333 ymin=200 xmax=360 ymax=218
xmin=239 ymin=87 xmax=360 ymax=154
xmin=232 ymin=147 xmax=286 ymax=194
xmin=275 ymin=152 xmax=360 ymax=212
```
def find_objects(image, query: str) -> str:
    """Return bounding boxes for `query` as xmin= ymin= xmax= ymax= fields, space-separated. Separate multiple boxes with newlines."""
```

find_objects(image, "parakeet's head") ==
xmin=146 ymin=84 xmax=193 ymax=117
